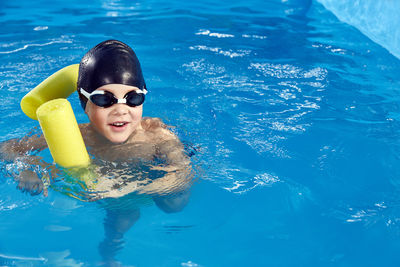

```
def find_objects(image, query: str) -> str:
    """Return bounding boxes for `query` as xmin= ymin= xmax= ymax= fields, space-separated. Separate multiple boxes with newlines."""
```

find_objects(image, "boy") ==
xmin=2 ymin=39 xmax=192 ymax=199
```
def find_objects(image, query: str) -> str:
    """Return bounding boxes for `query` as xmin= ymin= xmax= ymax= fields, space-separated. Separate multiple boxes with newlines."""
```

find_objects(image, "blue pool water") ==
xmin=1 ymin=0 xmax=400 ymax=266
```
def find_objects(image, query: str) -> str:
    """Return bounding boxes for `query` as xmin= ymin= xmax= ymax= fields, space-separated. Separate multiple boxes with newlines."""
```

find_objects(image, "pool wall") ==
xmin=317 ymin=0 xmax=400 ymax=59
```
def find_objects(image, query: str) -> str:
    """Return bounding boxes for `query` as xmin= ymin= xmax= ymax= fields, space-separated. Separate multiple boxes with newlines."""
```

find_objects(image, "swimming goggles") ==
xmin=79 ymin=87 xmax=147 ymax=108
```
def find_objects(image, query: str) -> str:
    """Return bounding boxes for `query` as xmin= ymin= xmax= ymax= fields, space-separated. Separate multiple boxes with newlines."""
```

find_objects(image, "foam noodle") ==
xmin=21 ymin=64 xmax=79 ymax=120
xmin=36 ymin=99 xmax=90 ymax=168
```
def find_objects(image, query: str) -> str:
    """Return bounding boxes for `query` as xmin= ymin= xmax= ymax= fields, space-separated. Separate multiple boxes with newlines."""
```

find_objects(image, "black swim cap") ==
xmin=77 ymin=40 xmax=146 ymax=110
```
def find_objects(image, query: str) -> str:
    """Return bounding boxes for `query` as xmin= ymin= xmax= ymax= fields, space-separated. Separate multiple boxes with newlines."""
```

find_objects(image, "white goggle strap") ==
xmin=79 ymin=87 xmax=147 ymax=101
xmin=117 ymin=99 xmax=127 ymax=104
xmin=80 ymin=88 xmax=105 ymax=99
xmin=136 ymin=88 xmax=148 ymax=95
xmin=80 ymin=88 xmax=92 ymax=99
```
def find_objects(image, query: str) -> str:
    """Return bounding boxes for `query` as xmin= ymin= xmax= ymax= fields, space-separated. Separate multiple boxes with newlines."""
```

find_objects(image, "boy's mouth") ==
xmin=111 ymin=122 xmax=127 ymax=127
xmin=109 ymin=122 xmax=129 ymax=131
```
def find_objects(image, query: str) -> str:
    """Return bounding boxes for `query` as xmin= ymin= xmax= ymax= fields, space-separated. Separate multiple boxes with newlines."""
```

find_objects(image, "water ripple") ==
xmin=0 ymin=37 xmax=73 ymax=55
xmin=181 ymin=56 xmax=327 ymax=191
xmin=189 ymin=45 xmax=251 ymax=58
xmin=222 ymin=172 xmax=280 ymax=194
xmin=249 ymin=62 xmax=328 ymax=80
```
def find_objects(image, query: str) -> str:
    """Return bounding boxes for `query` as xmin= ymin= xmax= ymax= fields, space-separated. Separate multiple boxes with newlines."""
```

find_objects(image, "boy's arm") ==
xmin=138 ymin=126 xmax=194 ymax=212
xmin=139 ymin=129 xmax=193 ymax=213
xmin=0 ymin=133 xmax=47 ymax=161
xmin=158 ymin=134 xmax=191 ymax=168
xmin=0 ymin=133 xmax=49 ymax=195
xmin=140 ymin=118 xmax=192 ymax=169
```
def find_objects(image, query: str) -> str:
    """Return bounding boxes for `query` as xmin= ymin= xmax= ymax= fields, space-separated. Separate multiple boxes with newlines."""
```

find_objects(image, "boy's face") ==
xmin=85 ymin=84 xmax=143 ymax=144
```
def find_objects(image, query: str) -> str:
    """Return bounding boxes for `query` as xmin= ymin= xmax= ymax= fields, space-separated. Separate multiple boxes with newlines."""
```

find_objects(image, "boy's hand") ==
xmin=16 ymin=170 xmax=44 ymax=196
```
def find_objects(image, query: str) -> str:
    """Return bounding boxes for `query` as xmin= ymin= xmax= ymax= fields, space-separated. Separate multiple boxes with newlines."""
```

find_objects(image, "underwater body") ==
xmin=1 ymin=0 xmax=400 ymax=266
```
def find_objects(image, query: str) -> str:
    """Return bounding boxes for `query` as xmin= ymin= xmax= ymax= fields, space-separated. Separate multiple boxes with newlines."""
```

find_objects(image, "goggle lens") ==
xmin=125 ymin=91 xmax=145 ymax=107
xmin=90 ymin=92 xmax=115 ymax=108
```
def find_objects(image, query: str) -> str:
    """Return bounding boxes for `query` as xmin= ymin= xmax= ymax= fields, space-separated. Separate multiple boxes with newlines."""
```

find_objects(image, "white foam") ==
xmin=242 ymin=34 xmax=267 ymax=39
xmin=189 ymin=45 xmax=250 ymax=58
xmin=33 ymin=26 xmax=48 ymax=31
xmin=195 ymin=29 xmax=234 ymax=38
xmin=181 ymin=261 xmax=201 ymax=267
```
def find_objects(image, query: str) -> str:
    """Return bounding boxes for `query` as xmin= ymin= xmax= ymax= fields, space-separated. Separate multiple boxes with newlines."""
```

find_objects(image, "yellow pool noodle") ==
xmin=36 ymin=98 xmax=90 ymax=168
xmin=21 ymin=64 xmax=79 ymax=120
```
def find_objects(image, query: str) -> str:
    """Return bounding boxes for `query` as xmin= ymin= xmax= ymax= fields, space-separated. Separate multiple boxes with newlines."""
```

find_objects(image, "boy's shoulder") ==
xmin=141 ymin=117 xmax=167 ymax=130
xmin=141 ymin=117 xmax=177 ymax=142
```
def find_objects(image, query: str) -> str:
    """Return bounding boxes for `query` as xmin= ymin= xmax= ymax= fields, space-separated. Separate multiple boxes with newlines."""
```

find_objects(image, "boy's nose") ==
xmin=111 ymin=103 xmax=128 ymax=115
